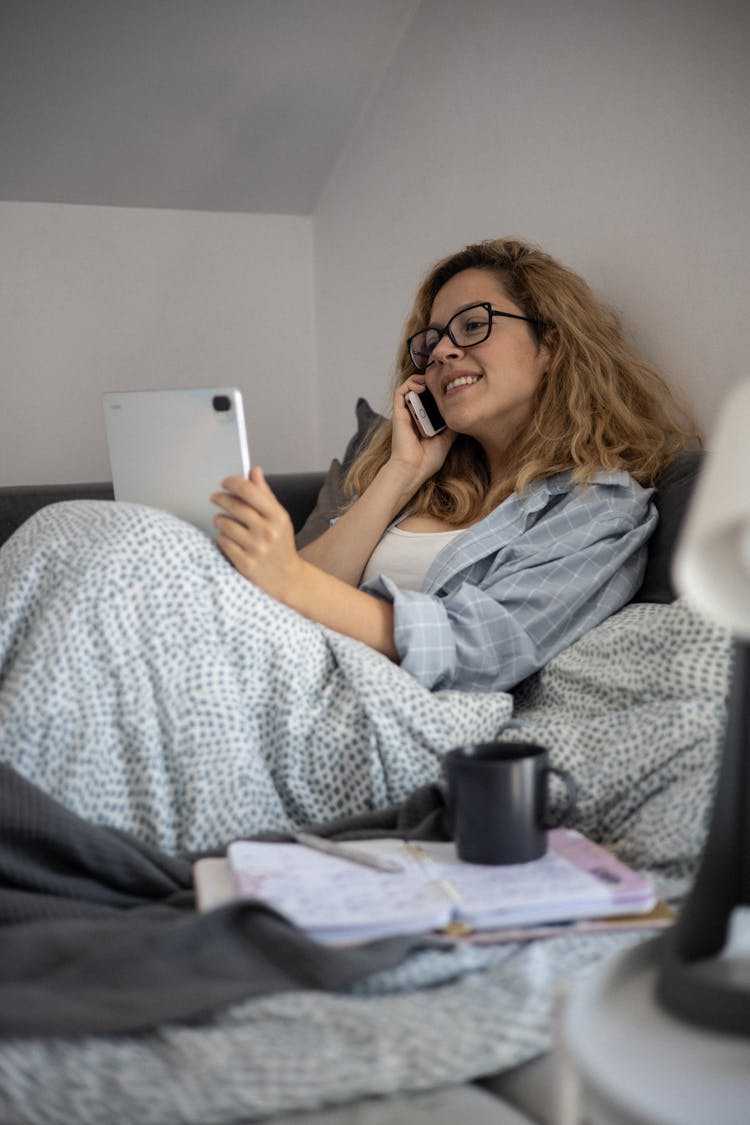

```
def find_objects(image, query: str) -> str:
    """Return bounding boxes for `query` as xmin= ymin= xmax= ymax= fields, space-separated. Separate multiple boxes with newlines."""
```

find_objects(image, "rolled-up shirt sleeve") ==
xmin=360 ymin=472 xmax=657 ymax=692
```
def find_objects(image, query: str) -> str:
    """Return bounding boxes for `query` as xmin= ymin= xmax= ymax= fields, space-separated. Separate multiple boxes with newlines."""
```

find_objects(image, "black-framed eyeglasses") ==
xmin=407 ymin=302 xmax=549 ymax=372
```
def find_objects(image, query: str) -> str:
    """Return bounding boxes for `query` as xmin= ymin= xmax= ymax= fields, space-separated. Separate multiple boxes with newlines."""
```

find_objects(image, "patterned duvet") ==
xmin=0 ymin=500 xmax=732 ymax=1124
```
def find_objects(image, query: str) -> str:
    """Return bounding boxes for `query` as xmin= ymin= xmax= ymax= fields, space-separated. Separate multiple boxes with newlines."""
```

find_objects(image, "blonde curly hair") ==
xmin=346 ymin=237 xmax=700 ymax=526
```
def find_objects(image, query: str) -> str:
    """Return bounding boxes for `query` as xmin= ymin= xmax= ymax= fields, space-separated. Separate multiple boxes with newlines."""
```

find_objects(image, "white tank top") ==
xmin=361 ymin=525 xmax=464 ymax=592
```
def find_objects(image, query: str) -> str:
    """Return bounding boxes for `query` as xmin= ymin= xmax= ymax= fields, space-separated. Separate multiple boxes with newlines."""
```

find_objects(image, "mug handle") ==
xmin=541 ymin=766 xmax=577 ymax=828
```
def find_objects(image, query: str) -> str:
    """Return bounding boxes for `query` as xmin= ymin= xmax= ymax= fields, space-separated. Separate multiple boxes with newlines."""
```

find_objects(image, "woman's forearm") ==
xmin=300 ymin=381 xmax=456 ymax=585
xmin=285 ymin=558 xmax=399 ymax=660
xmin=298 ymin=461 xmax=423 ymax=586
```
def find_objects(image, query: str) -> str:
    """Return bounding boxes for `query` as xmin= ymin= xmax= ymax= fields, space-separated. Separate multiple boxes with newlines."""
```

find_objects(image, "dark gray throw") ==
xmin=0 ymin=764 xmax=448 ymax=1038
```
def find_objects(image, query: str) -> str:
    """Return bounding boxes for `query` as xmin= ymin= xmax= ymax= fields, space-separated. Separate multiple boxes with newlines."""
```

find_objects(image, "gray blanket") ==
xmin=0 ymin=501 xmax=733 ymax=1124
xmin=0 ymin=762 xmax=447 ymax=1038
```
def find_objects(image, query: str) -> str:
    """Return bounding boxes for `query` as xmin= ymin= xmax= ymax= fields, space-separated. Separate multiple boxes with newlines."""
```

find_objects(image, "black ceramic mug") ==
xmin=444 ymin=741 xmax=577 ymax=865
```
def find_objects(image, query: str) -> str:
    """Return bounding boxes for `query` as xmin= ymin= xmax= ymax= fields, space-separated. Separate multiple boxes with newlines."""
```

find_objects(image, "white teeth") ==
xmin=445 ymin=374 xmax=481 ymax=393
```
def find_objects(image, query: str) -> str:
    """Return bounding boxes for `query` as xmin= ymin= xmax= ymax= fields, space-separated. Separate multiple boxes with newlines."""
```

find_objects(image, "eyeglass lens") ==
xmin=409 ymin=304 xmax=492 ymax=371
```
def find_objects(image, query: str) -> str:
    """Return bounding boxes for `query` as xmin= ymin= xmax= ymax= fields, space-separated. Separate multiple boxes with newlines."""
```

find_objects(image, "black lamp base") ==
xmin=655 ymin=639 xmax=750 ymax=1035
xmin=657 ymin=926 xmax=750 ymax=1036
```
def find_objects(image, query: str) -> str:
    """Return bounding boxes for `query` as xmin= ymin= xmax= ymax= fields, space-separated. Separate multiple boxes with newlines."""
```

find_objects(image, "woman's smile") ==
xmin=441 ymin=371 xmax=483 ymax=396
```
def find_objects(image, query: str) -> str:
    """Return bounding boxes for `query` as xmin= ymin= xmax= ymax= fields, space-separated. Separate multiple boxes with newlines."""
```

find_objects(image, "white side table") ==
xmin=558 ymin=936 xmax=750 ymax=1125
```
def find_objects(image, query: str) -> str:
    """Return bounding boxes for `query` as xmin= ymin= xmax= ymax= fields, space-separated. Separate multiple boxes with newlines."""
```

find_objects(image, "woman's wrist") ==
xmin=376 ymin=457 xmax=429 ymax=511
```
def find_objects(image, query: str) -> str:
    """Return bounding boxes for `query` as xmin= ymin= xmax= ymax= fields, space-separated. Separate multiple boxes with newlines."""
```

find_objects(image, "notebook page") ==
xmin=227 ymin=840 xmax=454 ymax=943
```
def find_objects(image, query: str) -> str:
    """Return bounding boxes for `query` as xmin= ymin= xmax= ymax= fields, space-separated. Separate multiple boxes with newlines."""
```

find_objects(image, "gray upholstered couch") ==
xmin=0 ymin=472 xmax=326 ymax=552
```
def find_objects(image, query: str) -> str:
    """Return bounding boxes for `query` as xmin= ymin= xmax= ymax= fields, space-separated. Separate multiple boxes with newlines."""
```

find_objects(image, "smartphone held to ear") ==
xmin=405 ymin=389 xmax=446 ymax=437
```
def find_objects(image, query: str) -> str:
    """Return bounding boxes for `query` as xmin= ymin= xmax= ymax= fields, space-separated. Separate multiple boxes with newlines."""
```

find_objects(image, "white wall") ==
xmin=0 ymin=202 xmax=317 ymax=484
xmin=3 ymin=0 xmax=748 ymax=485
xmin=315 ymin=0 xmax=750 ymax=460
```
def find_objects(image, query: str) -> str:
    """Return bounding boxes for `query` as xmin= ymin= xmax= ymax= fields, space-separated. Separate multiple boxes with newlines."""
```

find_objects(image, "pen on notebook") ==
xmin=294 ymin=833 xmax=404 ymax=873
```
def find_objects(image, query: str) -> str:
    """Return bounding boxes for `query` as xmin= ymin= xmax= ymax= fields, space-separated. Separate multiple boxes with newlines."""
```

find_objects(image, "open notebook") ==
xmin=194 ymin=829 xmax=661 ymax=945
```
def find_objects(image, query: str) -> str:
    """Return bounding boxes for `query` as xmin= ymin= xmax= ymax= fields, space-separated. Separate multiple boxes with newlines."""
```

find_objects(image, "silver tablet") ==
xmin=103 ymin=387 xmax=251 ymax=537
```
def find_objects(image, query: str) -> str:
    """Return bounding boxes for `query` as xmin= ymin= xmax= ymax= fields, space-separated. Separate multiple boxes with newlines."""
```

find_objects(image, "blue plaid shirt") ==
xmin=360 ymin=470 xmax=657 ymax=692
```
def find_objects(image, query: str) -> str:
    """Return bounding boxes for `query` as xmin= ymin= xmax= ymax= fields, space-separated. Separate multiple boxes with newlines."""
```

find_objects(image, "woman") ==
xmin=0 ymin=237 xmax=698 ymax=850
xmin=211 ymin=237 xmax=697 ymax=692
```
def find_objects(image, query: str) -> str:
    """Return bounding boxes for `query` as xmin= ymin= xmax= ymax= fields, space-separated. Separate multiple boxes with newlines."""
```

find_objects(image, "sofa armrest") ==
xmin=0 ymin=482 xmax=115 ymax=548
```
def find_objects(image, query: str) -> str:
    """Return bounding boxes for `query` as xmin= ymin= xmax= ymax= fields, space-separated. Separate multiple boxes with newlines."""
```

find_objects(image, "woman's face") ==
xmin=425 ymin=268 xmax=549 ymax=465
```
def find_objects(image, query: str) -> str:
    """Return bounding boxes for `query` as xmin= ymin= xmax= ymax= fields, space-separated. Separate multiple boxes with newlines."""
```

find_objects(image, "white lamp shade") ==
xmin=673 ymin=379 xmax=750 ymax=637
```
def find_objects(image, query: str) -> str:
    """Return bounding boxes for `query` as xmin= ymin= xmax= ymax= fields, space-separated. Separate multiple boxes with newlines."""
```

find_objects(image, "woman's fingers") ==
xmin=217 ymin=467 xmax=274 ymax=510
xmin=211 ymin=464 xmax=298 ymax=585
xmin=211 ymin=489 xmax=257 ymax=526
xmin=210 ymin=468 xmax=303 ymax=600
xmin=211 ymin=468 xmax=278 ymax=528
xmin=214 ymin=531 xmax=255 ymax=577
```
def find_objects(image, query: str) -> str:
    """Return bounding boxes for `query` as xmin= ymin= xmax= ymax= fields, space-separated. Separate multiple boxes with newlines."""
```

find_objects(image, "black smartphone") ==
xmin=405 ymin=388 xmax=446 ymax=437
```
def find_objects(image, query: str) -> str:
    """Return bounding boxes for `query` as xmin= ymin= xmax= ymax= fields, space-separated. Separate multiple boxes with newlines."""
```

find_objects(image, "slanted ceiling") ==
xmin=0 ymin=0 xmax=419 ymax=215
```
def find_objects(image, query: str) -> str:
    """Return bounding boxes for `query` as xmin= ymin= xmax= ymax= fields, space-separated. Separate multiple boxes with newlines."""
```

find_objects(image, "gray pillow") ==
xmin=631 ymin=449 xmax=705 ymax=604
xmin=341 ymin=398 xmax=383 ymax=468
xmin=294 ymin=398 xmax=383 ymax=549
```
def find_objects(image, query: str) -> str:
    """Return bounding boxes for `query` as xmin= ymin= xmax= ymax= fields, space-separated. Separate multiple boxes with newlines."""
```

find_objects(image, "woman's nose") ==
xmin=430 ymin=332 xmax=463 ymax=365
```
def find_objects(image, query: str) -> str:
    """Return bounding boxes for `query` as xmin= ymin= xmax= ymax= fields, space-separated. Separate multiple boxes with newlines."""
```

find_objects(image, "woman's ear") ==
xmin=537 ymin=325 xmax=559 ymax=372
xmin=540 ymin=323 xmax=559 ymax=352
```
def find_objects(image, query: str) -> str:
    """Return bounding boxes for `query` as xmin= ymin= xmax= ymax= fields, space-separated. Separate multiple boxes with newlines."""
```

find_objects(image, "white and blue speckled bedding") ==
xmin=0 ymin=501 xmax=733 ymax=1124
xmin=0 ymin=501 xmax=511 ymax=852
